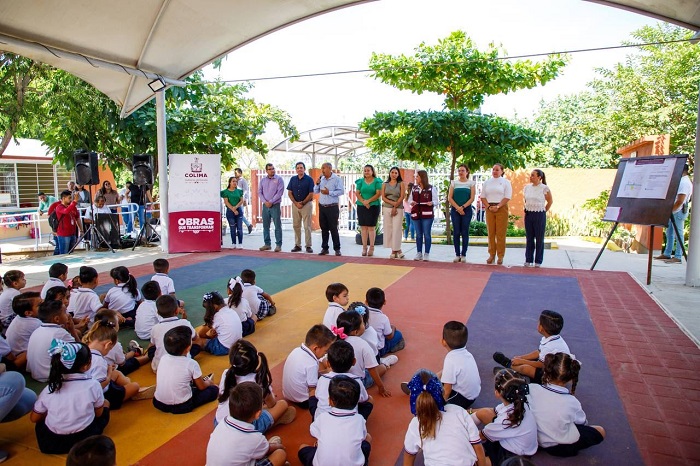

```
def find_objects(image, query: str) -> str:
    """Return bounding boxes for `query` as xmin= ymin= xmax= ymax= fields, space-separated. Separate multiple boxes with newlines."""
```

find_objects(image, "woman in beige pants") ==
xmin=480 ymin=164 xmax=512 ymax=265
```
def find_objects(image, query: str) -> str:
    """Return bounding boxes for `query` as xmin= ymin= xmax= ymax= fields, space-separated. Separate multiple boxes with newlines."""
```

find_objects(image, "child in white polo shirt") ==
xmin=439 ymin=320 xmax=481 ymax=409
xmin=150 ymin=295 xmax=204 ymax=372
xmin=134 ymin=280 xmax=162 ymax=341
xmin=365 ymin=287 xmax=405 ymax=355
xmin=314 ymin=340 xmax=373 ymax=420
xmin=26 ymin=300 xmax=75 ymax=382
xmin=5 ymin=291 xmax=42 ymax=370
xmin=298 ymin=375 xmax=372 ymax=466
xmin=493 ymin=310 xmax=571 ymax=384
xmin=239 ymin=269 xmax=276 ymax=320
xmin=282 ymin=324 xmax=335 ymax=411
xmin=197 ymin=291 xmax=242 ymax=356
xmin=0 ymin=270 xmax=26 ymax=330
xmin=30 ymin=340 xmax=109 ymax=454
xmin=321 ymin=282 xmax=348 ymax=330
xmin=153 ymin=325 xmax=218 ymax=414
xmin=102 ymin=266 xmax=142 ymax=328
xmin=207 ymin=382 xmax=288 ymax=466
xmin=67 ymin=267 xmax=104 ymax=322
xmin=40 ymin=263 xmax=68 ymax=299
xmin=151 ymin=258 xmax=176 ymax=296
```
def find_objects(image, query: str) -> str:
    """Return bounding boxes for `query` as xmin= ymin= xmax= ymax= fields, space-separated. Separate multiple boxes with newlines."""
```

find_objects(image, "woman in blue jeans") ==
xmin=410 ymin=170 xmax=439 ymax=261
xmin=448 ymin=164 xmax=476 ymax=262
xmin=403 ymin=183 xmax=416 ymax=240
xmin=220 ymin=177 xmax=245 ymax=248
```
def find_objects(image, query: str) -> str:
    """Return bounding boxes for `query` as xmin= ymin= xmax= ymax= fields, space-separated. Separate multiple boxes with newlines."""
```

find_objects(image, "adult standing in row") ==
xmin=287 ymin=161 xmax=314 ymax=253
xmin=221 ymin=176 xmax=245 ymax=249
xmin=523 ymin=169 xmax=553 ymax=267
xmin=402 ymin=183 xmax=415 ymax=241
xmin=234 ymin=168 xmax=254 ymax=234
xmin=314 ymin=162 xmax=343 ymax=256
xmin=447 ymin=164 xmax=476 ymax=263
xmin=258 ymin=163 xmax=284 ymax=252
xmin=355 ymin=164 xmax=383 ymax=257
xmin=381 ymin=166 xmax=406 ymax=259
xmin=481 ymin=164 xmax=512 ymax=265
xmin=410 ymin=170 xmax=438 ymax=262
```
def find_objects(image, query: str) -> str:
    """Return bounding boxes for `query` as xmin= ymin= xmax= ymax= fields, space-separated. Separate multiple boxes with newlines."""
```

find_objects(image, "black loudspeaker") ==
xmin=133 ymin=154 xmax=153 ymax=186
xmin=73 ymin=150 xmax=99 ymax=185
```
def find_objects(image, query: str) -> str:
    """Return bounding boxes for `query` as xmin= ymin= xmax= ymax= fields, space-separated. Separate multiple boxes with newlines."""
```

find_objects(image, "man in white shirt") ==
xmin=656 ymin=163 xmax=693 ymax=263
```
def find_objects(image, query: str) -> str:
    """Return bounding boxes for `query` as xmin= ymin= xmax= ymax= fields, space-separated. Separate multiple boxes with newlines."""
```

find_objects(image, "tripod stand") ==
xmin=70 ymin=185 xmax=115 ymax=254
xmin=132 ymin=184 xmax=160 ymax=250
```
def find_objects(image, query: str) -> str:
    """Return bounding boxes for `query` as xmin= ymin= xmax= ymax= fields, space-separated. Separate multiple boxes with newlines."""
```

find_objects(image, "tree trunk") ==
xmin=0 ymin=72 xmax=30 ymax=157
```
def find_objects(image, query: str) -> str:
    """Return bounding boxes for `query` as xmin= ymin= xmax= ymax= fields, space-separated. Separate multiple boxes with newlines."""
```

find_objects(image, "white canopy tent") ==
xmin=1 ymin=0 xmax=700 ymax=285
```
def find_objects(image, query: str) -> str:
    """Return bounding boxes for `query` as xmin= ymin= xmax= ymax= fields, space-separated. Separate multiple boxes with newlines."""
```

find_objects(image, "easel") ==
xmin=69 ymin=185 xmax=115 ymax=254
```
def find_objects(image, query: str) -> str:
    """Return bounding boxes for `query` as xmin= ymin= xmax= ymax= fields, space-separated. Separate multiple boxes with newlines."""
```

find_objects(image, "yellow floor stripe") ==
xmin=2 ymin=262 xmax=413 ymax=465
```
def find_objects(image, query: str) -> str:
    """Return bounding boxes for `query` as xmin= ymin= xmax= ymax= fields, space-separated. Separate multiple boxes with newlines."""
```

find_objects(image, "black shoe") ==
xmin=267 ymin=305 xmax=277 ymax=316
xmin=318 ymin=249 xmax=329 ymax=256
xmin=400 ymin=382 xmax=410 ymax=395
xmin=306 ymin=247 xmax=313 ymax=253
xmin=335 ymin=250 xmax=342 ymax=256
xmin=493 ymin=352 xmax=512 ymax=368
xmin=291 ymin=246 xmax=302 ymax=252
xmin=247 ymin=224 xmax=253 ymax=234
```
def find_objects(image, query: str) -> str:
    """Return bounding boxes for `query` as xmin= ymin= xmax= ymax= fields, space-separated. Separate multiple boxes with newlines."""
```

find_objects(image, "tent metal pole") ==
xmin=156 ymin=90 xmax=169 ymax=254
xmin=685 ymin=81 xmax=700 ymax=286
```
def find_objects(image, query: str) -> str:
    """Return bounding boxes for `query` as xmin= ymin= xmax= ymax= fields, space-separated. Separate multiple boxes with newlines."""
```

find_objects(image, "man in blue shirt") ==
xmin=258 ymin=163 xmax=285 ymax=252
xmin=313 ymin=162 xmax=344 ymax=256
xmin=287 ymin=161 xmax=315 ymax=253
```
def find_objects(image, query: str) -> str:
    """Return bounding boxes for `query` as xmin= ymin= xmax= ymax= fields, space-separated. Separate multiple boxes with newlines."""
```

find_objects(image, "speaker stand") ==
xmin=69 ymin=185 xmax=115 ymax=254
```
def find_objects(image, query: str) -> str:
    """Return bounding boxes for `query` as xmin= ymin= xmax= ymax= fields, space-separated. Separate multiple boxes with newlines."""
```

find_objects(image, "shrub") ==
xmin=469 ymin=221 xmax=487 ymax=236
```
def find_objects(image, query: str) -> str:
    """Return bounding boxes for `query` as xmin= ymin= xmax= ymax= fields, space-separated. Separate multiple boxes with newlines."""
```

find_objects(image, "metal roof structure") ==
xmin=271 ymin=126 xmax=370 ymax=168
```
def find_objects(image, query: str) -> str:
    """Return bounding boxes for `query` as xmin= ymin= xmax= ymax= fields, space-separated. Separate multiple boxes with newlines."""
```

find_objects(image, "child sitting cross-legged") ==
xmin=207 ymin=382 xmax=288 ymax=466
xmin=4 ymin=291 xmax=42 ymax=371
xmin=365 ymin=287 xmax=405 ymax=356
xmin=197 ymin=291 xmax=242 ymax=356
xmin=94 ymin=309 xmax=150 ymax=376
xmin=101 ymin=266 xmax=141 ymax=328
xmin=321 ymin=283 xmax=348 ymax=330
xmin=227 ymin=277 xmax=255 ymax=337
xmin=313 ymin=340 xmax=373 ymax=420
xmin=348 ymin=301 xmax=398 ymax=369
xmin=153 ymin=325 xmax=218 ymax=414
xmin=298 ymin=375 xmax=372 ymax=466
xmin=134 ymin=280 xmax=162 ymax=341
xmin=150 ymin=295 xmax=205 ymax=372
xmin=239 ymin=269 xmax=276 ymax=320
xmin=26 ymin=300 xmax=75 ymax=383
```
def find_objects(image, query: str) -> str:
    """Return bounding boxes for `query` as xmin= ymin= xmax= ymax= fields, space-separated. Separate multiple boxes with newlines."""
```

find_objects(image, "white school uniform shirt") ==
xmin=345 ymin=335 xmax=378 ymax=378
xmin=5 ymin=315 xmax=41 ymax=355
xmin=33 ymin=373 xmax=104 ymax=435
xmin=67 ymin=287 xmax=103 ymax=321
xmin=105 ymin=341 xmax=126 ymax=366
xmin=367 ymin=306 xmax=392 ymax=351
xmin=206 ymin=416 xmax=269 ymax=466
xmin=360 ymin=325 xmax=380 ymax=356
xmin=26 ymin=324 xmax=75 ymax=382
xmin=0 ymin=336 xmax=10 ymax=358
xmin=282 ymin=343 xmax=320 ymax=403
xmin=104 ymin=285 xmax=141 ymax=314
xmin=151 ymin=273 xmax=175 ymax=296
xmin=87 ymin=349 xmax=110 ymax=392
xmin=230 ymin=300 xmax=253 ymax=322
xmin=527 ymin=383 xmax=586 ymax=447
xmin=211 ymin=307 xmax=242 ymax=349
xmin=0 ymin=288 xmax=20 ymax=324
xmin=40 ymin=277 xmax=65 ymax=299
xmin=150 ymin=317 xmax=196 ymax=372
xmin=482 ymin=403 xmax=539 ymax=456
xmin=154 ymin=353 xmax=202 ymax=405
xmin=314 ymin=371 xmax=369 ymax=420
xmin=322 ymin=303 xmax=346 ymax=330
xmin=215 ymin=371 xmax=257 ymax=424
xmin=538 ymin=334 xmax=571 ymax=362
xmin=311 ymin=408 xmax=367 ymax=466
xmin=404 ymin=404 xmax=481 ymax=466
xmin=241 ymin=283 xmax=263 ymax=313
xmin=135 ymin=299 xmax=160 ymax=340
xmin=441 ymin=347 xmax=481 ymax=400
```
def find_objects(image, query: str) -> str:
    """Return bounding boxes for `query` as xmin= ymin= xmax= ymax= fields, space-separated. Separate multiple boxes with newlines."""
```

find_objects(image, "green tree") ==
xmin=362 ymin=31 xmax=567 ymax=240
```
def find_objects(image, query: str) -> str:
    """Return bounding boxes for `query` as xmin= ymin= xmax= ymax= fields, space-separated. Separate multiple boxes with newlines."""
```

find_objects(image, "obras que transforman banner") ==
xmin=168 ymin=154 xmax=221 ymax=253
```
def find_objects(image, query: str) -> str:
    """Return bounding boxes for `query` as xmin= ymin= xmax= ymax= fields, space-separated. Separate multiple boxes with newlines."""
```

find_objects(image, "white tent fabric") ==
xmin=585 ymin=1 xmax=700 ymax=31
xmin=0 ymin=0 xmax=374 ymax=117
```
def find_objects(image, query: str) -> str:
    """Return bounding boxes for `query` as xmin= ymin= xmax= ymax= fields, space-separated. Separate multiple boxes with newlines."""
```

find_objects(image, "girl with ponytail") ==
xmin=103 ymin=266 xmax=142 ymax=327
xmin=403 ymin=369 xmax=487 ymax=466
xmin=471 ymin=369 xmax=538 ymax=465
xmin=227 ymin=277 xmax=255 ymax=336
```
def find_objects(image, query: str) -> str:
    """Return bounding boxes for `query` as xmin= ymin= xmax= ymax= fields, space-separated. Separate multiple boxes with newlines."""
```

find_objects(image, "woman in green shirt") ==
xmin=221 ymin=177 xmax=245 ymax=248
xmin=447 ymin=164 xmax=476 ymax=262
xmin=355 ymin=164 xmax=383 ymax=256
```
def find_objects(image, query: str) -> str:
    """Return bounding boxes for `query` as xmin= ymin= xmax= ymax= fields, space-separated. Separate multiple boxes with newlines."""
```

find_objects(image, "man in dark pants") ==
xmin=314 ymin=162 xmax=344 ymax=256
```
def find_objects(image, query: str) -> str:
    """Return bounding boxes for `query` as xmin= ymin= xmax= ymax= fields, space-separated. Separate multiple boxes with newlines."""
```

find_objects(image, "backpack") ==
xmin=48 ymin=210 xmax=63 ymax=233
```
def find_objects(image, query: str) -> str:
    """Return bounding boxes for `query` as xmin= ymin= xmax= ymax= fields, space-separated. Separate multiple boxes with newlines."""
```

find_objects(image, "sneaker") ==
xmin=259 ymin=245 xmax=271 ymax=251
xmin=202 ymin=373 xmax=213 ymax=382
xmin=274 ymin=246 xmax=282 ymax=252
xmin=132 ymin=385 xmax=156 ymax=400
xmin=268 ymin=436 xmax=282 ymax=445
xmin=128 ymin=340 xmax=143 ymax=356
xmin=655 ymin=254 xmax=671 ymax=260
xmin=247 ymin=224 xmax=253 ymax=234
xmin=380 ymin=354 xmax=399 ymax=367
xmin=453 ymin=256 xmax=461 ymax=263
xmin=237 ymin=244 xmax=243 ymax=250
xmin=460 ymin=256 xmax=466 ymax=263
xmin=414 ymin=253 xmax=423 ymax=261
xmin=306 ymin=247 xmax=313 ymax=253
xmin=524 ymin=262 xmax=533 ymax=267
xmin=493 ymin=351 xmax=512 ymax=368
xmin=534 ymin=263 xmax=541 ymax=268
xmin=267 ymin=305 xmax=277 ymax=316
xmin=390 ymin=338 xmax=405 ymax=353
xmin=423 ymin=254 xmax=429 ymax=261
xmin=400 ymin=382 xmax=410 ymax=395
xmin=665 ymin=257 xmax=682 ymax=263
xmin=277 ymin=406 xmax=296 ymax=425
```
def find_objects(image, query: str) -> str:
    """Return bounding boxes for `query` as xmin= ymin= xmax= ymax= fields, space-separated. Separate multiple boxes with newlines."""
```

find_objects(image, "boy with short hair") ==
xmin=151 ymin=258 xmax=176 ymax=296
xmin=321 ymin=282 xmax=349 ymax=330
xmin=153 ymin=326 xmax=218 ymax=414
xmin=440 ymin=321 xmax=480 ymax=409
xmin=282 ymin=324 xmax=335 ymax=410
xmin=493 ymin=309 xmax=570 ymax=384
xmin=40 ymin=263 xmax=68 ymax=299
xmin=5 ymin=291 xmax=42 ymax=370
xmin=240 ymin=269 xmax=276 ymax=320
xmin=67 ymin=266 xmax=103 ymax=322
xmin=134 ymin=280 xmax=162 ymax=341
xmin=206 ymin=382 xmax=288 ymax=466
xmin=150 ymin=295 xmax=204 ymax=372
xmin=66 ymin=434 xmax=117 ymax=466
xmin=365 ymin=287 xmax=405 ymax=355
xmin=314 ymin=340 xmax=373 ymax=420
xmin=26 ymin=300 xmax=75 ymax=382
xmin=298 ymin=375 xmax=372 ymax=466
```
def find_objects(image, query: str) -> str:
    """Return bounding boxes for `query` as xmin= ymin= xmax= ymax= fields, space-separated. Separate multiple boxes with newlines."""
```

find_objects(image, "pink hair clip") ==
xmin=331 ymin=325 xmax=347 ymax=340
